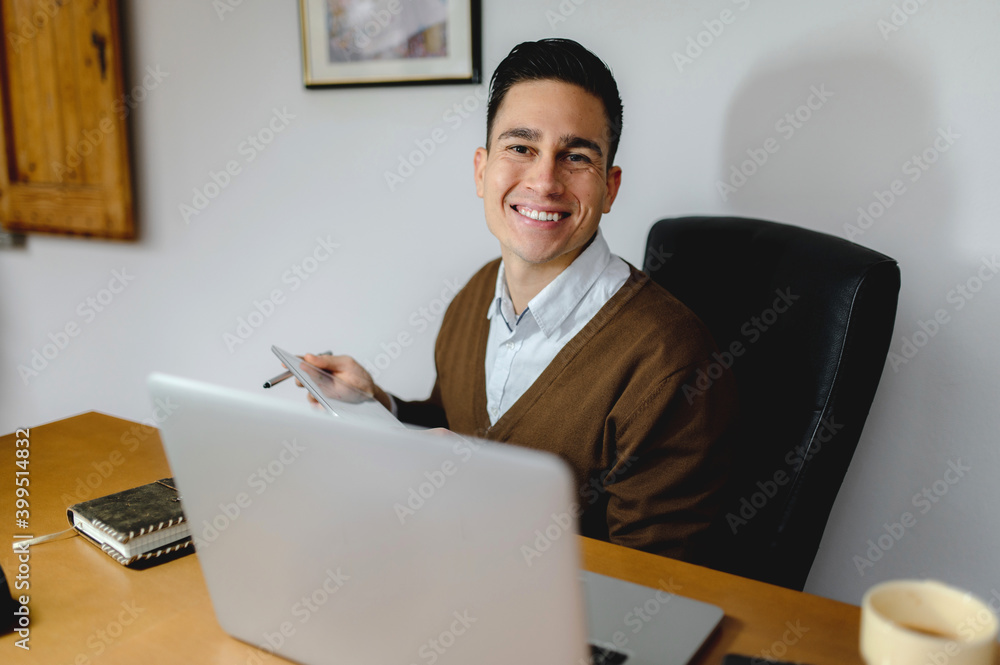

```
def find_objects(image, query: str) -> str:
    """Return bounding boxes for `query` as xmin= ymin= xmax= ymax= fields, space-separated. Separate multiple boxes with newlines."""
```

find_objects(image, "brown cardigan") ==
xmin=396 ymin=259 xmax=737 ymax=562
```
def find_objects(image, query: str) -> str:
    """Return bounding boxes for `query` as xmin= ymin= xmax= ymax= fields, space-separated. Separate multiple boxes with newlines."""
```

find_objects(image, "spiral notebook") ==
xmin=67 ymin=477 xmax=193 ymax=567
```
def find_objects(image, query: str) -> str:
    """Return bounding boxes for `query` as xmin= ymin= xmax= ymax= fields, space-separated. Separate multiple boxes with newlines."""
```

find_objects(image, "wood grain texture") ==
xmin=0 ymin=413 xmax=870 ymax=664
xmin=0 ymin=0 xmax=135 ymax=239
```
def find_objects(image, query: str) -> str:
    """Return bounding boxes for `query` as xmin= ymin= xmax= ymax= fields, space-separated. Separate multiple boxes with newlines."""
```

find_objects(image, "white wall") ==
xmin=2 ymin=0 xmax=997 ymax=605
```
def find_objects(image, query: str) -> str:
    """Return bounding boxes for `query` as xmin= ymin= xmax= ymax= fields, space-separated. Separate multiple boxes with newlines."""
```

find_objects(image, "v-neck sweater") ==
xmin=395 ymin=259 xmax=738 ymax=561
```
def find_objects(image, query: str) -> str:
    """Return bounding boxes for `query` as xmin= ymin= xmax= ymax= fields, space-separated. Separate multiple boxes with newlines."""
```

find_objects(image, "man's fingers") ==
xmin=294 ymin=352 xmax=378 ymax=401
xmin=304 ymin=352 xmax=343 ymax=368
xmin=426 ymin=427 xmax=464 ymax=442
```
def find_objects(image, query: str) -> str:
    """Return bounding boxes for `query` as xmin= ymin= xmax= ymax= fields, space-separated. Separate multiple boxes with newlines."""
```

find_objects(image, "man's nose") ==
xmin=524 ymin=156 xmax=564 ymax=196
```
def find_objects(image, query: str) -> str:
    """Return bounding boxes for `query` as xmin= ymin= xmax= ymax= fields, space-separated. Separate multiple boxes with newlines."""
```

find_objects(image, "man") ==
xmin=303 ymin=39 xmax=737 ymax=562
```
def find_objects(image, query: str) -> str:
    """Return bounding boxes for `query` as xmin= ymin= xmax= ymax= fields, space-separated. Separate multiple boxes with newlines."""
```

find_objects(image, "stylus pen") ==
xmin=263 ymin=350 xmax=332 ymax=388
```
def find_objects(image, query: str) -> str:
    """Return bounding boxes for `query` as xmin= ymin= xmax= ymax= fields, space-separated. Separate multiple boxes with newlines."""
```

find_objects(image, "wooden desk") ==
xmin=0 ymin=413 xmax=864 ymax=664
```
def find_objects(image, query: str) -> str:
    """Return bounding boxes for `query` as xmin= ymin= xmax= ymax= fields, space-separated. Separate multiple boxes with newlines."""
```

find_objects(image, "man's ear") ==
xmin=473 ymin=147 xmax=488 ymax=198
xmin=603 ymin=165 xmax=622 ymax=213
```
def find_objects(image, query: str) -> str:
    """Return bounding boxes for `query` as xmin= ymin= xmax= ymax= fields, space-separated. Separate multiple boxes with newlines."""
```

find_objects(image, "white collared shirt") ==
xmin=484 ymin=229 xmax=630 ymax=425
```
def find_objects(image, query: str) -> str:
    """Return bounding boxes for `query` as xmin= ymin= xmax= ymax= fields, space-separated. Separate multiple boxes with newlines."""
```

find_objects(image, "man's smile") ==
xmin=511 ymin=204 xmax=571 ymax=223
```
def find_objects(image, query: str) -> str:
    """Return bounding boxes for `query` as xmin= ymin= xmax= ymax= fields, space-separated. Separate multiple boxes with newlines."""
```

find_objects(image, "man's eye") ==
xmin=508 ymin=145 xmax=529 ymax=154
xmin=566 ymin=153 xmax=590 ymax=163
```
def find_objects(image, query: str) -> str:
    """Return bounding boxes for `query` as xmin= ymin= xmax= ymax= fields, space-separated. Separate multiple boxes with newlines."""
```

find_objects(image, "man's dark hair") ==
xmin=486 ymin=38 xmax=624 ymax=169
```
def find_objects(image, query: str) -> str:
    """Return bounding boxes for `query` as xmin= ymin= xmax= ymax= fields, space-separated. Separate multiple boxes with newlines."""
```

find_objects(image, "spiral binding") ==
xmin=99 ymin=538 xmax=193 ymax=566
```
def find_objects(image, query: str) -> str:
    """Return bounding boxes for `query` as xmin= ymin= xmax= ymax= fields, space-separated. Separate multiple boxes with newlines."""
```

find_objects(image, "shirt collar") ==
xmin=486 ymin=228 xmax=613 ymax=337
xmin=486 ymin=262 xmax=522 ymax=332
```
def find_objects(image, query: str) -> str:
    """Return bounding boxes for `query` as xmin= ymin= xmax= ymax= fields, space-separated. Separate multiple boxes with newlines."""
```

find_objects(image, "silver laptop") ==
xmin=149 ymin=374 xmax=722 ymax=665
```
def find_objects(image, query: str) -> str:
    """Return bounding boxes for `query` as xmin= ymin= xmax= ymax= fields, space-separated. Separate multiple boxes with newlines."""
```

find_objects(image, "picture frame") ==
xmin=298 ymin=0 xmax=481 ymax=88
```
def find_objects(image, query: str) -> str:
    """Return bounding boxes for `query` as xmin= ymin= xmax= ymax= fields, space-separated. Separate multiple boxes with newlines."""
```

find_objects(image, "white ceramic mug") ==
xmin=860 ymin=579 xmax=999 ymax=665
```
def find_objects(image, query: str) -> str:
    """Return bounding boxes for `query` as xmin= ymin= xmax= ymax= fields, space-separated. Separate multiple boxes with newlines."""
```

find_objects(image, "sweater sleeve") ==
xmin=393 ymin=380 xmax=448 ymax=429
xmin=393 ymin=260 xmax=497 ymax=433
xmin=602 ymin=356 xmax=737 ymax=562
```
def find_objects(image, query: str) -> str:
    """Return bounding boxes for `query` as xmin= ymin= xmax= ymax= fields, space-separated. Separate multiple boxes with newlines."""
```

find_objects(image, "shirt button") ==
xmin=505 ymin=342 xmax=515 ymax=350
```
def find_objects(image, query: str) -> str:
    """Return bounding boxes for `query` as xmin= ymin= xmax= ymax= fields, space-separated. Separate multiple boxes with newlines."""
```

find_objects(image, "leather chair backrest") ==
xmin=644 ymin=216 xmax=900 ymax=590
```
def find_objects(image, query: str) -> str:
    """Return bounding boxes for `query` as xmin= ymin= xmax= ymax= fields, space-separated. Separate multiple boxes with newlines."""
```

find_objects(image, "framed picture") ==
xmin=299 ymin=0 xmax=481 ymax=88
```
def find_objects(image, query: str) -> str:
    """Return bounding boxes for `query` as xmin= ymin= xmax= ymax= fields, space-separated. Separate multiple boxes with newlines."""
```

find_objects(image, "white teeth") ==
xmin=518 ymin=206 xmax=562 ymax=221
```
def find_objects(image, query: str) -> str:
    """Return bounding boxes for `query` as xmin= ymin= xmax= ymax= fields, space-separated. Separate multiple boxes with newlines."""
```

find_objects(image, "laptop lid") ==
xmin=149 ymin=373 xmax=589 ymax=665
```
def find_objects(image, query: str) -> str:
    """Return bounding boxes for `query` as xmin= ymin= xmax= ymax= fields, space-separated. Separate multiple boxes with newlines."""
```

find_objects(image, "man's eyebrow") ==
xmin=496 ymin=127 xmax=540 ymax=142
xmin=560 ymin=135 xmax=604 ymax=158
xmin=495 ymin=128 xmax=604 ymax=158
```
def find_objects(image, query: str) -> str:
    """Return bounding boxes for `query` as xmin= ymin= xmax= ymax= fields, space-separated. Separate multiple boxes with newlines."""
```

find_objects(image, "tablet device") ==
xmin=270 ymin=345 xmax=403 ymax=429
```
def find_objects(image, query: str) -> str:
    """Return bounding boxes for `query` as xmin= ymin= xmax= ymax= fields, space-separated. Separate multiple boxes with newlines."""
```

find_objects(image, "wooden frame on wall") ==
xmin=299 ymin=0 xmax=481 ymax=88
xmin=0 ymin=0 xmax=135 ymax=240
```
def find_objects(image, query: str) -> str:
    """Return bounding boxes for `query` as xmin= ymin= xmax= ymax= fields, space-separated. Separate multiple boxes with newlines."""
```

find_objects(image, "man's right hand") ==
xmin=298 ymin=353 xmax=393 ymax=412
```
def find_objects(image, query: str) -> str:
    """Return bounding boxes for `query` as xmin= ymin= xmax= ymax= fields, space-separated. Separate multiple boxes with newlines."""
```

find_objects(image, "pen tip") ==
xmin=263 ymin=383 xmax=271 ymax=389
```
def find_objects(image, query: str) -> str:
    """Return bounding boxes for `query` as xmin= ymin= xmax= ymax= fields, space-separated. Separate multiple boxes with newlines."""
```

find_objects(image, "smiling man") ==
xmin=474 ymin=76 xmax=621 ymax=311
xmin=305 ymin=39 xmax=737 ymax=562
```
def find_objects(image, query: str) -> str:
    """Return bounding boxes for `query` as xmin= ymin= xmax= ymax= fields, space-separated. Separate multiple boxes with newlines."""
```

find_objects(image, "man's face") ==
xmin=474 ymin=79 xmax=622 ymax=273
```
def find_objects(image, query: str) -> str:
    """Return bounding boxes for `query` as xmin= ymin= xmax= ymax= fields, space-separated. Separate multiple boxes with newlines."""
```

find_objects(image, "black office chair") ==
xmin=643 ymin=216 xmax=900 ymax=590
